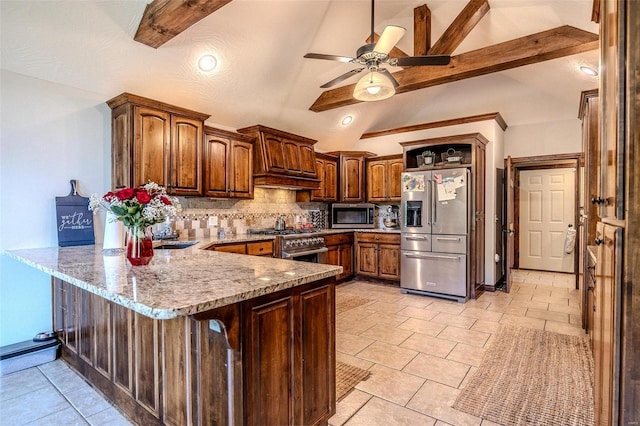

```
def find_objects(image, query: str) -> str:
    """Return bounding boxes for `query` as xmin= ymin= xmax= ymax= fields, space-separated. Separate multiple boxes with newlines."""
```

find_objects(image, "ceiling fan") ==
xmin=304 ymin=0 xmax=451 ymax=100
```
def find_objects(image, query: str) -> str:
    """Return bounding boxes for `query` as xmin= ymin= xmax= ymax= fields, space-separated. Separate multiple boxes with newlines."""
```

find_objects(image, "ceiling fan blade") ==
xmin=320 ymin=68 xmax=365 ymax=88
xmin=378 ymin=68 xmax=400 ymax=89
xmin=373 ymin=25 xmax=406 ymax=55
xmin=394 ymin=55 xmax=451 ymax=67
xmin=304 ymin=53 xmax=355 ymax=63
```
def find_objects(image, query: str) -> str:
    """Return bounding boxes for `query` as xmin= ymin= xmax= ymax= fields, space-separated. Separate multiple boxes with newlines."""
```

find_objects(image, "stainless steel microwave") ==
xmin=331 ymin=203 xmax=375 ymax=229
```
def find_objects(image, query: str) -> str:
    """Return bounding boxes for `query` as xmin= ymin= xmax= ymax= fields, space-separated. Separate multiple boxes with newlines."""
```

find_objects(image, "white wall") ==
xmin=0 ymin=70 xmax=110 ymax=346
xmin=504 ymin=119 xmax=582 ymax=158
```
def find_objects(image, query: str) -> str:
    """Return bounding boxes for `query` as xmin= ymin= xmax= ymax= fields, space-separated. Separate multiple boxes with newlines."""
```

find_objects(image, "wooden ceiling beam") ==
xmin=428 ymin=0 xmax=490 ymax=55
xmin=134 ymin=0 xmax=233 ymax=48
xmin=309 ymin=26 xmax=598 ymax=112
xmin=414 ymin=4 xmax=432 ymax=56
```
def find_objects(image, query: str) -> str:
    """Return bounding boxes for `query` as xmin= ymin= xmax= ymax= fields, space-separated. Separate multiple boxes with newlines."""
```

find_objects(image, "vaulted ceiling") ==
xmin=0 ymin=0 xmax=599 ymax=149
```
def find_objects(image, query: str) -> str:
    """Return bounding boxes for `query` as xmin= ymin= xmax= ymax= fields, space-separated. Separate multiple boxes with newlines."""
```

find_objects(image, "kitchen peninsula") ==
xmin=4 ymin=244 xmax=342 ymax=426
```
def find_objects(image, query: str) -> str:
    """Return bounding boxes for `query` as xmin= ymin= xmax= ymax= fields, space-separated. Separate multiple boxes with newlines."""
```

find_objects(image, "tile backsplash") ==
xmin=170 ymin=188 xmax=326 ymax=239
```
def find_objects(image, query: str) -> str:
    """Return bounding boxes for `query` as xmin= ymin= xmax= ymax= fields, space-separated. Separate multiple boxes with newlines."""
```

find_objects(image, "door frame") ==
xmin=505 ymin=153 xmax=583 ymax=289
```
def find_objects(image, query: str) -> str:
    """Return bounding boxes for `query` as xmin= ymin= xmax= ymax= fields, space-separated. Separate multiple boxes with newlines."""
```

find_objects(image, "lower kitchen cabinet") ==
xmin=355 ymin=232 xmax=400 ymax=281
xmin=207 ymin=240 xmax=274 ymax=257
xmin=324 ymin=232 xmax=354 ymax=281
xmin=592 ymin=222 xmax=622 ymax=426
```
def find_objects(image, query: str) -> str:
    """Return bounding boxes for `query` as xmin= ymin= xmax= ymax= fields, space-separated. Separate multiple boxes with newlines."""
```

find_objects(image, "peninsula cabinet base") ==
xmin=52 ymin=277 xmax=336 ymax=426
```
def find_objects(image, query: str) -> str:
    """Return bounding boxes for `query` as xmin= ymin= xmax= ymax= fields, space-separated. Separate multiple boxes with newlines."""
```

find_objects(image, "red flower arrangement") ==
xmin=89 ymin=182 xmax=181 ymax=233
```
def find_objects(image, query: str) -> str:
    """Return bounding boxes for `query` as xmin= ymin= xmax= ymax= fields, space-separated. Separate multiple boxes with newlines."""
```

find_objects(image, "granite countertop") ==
xmin=4 ymin=244 xmax=341 ymax=320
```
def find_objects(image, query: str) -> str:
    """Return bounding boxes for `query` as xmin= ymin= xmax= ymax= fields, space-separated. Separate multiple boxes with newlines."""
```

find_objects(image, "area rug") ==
xmin=335 ymin=294 xmax=372 ymax=315
xmin=453 ymin=325 xmax=594 ymax=426
xmin=336 ymin=361 xmax=370 ymax=401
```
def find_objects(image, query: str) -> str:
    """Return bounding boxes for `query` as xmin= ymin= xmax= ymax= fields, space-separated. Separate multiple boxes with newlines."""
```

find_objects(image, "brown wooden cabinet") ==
xmin=203 ymin=126 xmax=254 ymax=199
xmin=53 ymin=275 xmax=335 ymax=426
xmin=324 ymin=232 xmax=354 ymax=281
xmin=326 ymin=151 xmax=376 ymax=202
xmin=296 ymin=153 xmax=338 ymax=203
xmin=366 ymin=154 xmax=403 ymax=203
xmin=237 ymin=125 xmax=320 ymax=189
xmin=207 ymin=240 xmax=274 ymax=257
xmin=107 ymin=93 xmax=209 ymax=196
xmin=355 ymin=232 xmax=401 ymax=281
xmin=242 ymin=282 xmax=335 ymax=425
xmin=592 ymin=222 xmax=621 ymax=426
xmin=401 ymin=134 xmax=487 ymax=297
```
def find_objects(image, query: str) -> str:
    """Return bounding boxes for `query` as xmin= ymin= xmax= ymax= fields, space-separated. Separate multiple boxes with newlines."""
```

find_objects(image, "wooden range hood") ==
xmin=237 ymin=125 xmax=321 ymax=190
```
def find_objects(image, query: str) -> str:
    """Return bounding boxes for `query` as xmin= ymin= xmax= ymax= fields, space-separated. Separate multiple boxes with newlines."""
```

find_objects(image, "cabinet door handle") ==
xmin=435 ymin=237 xmax=461 ymax=242
xmin=594 ymin=237 xmax=604 ymax=246
xmin=405 ymin=236 xmax=428 ymax=241
xmin=591 ymin=197 xmax=605 ymax=205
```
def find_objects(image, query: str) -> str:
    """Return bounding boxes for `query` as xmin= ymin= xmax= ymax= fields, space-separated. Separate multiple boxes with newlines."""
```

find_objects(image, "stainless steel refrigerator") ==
xmin=400 ymin=168 xmax=470 ymax=301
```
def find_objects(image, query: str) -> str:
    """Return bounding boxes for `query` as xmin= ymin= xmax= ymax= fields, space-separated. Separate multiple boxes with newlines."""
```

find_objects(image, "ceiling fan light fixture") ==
xmin=353 ymin=71 xmax=395 ymax=101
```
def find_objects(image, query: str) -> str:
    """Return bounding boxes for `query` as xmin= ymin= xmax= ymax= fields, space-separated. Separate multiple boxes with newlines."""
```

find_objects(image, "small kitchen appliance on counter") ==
xmin=378 ymin=205 xmax=400 ymax=230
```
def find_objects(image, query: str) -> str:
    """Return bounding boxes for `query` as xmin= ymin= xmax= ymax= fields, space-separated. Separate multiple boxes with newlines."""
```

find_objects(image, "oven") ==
xmin=280 ymin=235 xmax=327 ymax=263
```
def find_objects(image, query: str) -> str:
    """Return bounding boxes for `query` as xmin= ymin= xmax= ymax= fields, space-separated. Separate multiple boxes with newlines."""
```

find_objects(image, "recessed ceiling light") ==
xmin=579 ymin=66 xmax=598 ymax=76
xmin=341 ymin=115 xmax=353 ymax=126
xmin=197 ymin=54 xmax=217 ymax=72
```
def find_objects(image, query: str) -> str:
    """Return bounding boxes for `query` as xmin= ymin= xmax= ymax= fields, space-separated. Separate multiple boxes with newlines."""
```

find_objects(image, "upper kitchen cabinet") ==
xmin=203 ymin=126 xmax=254 ymax=199
xmin=296 ymin=152 xmax=338 ymax=203
xmin=107 ymin=93 xmax=210 ymax=196
xmin=237 ymin=125 xmax=320 ymax=190
xmin=366 ymin=154 xmax=404 ymax=203
xmin=326 ymin=151 xmax=376 ymax=203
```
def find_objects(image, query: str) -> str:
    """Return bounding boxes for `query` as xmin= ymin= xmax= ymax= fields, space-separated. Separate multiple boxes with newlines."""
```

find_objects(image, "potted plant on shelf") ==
xmin=90 ymin=182 xmax=181 ymax=266
xmin=422 ymin=150 xmax=436 ymax=166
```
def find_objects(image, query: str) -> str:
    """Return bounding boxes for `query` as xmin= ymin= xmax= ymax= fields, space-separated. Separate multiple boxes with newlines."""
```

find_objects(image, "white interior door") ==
xmin=519 ymin=168 xmax=576 ymax=273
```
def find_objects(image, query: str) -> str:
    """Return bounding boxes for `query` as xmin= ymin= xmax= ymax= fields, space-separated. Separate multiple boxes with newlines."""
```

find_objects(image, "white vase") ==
xmin=103 ymin=211 xmax=124 ymax=252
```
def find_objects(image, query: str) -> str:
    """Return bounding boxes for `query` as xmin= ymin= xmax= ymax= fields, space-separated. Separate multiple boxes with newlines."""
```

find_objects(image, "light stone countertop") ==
xmin=4 ymin=244 xmax=341 ymax=320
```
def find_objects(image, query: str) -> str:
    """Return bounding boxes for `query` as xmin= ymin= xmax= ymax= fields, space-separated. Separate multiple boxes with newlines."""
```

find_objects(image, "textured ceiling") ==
xmin=0 ymin=0 xmax=599 ymax=149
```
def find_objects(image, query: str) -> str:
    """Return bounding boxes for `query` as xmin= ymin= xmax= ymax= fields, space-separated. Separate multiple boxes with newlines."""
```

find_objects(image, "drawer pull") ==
xmin=405 ymin=236 xmax=428 ymax=241
xmin=435 ymin=237 xmax=461 ymax=242
xmin=404 ymin=253 xmax=461 ymax=261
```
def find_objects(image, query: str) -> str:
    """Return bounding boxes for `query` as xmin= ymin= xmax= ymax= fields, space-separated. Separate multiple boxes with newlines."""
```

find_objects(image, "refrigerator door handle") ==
xmin=404 ymin=253 xmax=461 ymax=261
xmin=404 ymin=235 xmax=428 ymax=241
xmin=431 ymin=179 xmax=437 ymax=226
xmin=435 ymin=237 xmax=461 ymax=242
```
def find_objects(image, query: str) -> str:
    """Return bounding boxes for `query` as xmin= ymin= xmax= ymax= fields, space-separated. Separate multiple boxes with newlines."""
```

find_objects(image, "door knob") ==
xmin=591 ymin=197 xmax=605 ymax=205
xmin=594 ymin=237 xmax=604 ymax=246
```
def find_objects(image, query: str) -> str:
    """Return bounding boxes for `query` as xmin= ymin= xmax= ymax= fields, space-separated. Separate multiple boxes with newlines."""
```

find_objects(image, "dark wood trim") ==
xmin=237 ymin=124 xmax=318 ymax=145
xmin=310 ymin=26 xmax=598 ymax=112
xmin=367 ymin=153 xmax=403 ymax=162
xmin=578 ymin=89 xmax=599 ymax=119
xmin=428 ymin=0 xmax=490 ymax=55
xmin=106 ymin=93 xmax=210 ymax=121
xmin=361 ymin=112 xmax=507 ymax=139
xmin=204 ymin=125 xmax=255 ymax=143
xmin=400 ymin=132 xmax=489 ymax=148
xmin=134 ymin=0 xmax=233 ymax=48
xmin=509 ymin=154 xmax=582 ymax=284
xmin=592 ymin=0 xmax=601 ymax=23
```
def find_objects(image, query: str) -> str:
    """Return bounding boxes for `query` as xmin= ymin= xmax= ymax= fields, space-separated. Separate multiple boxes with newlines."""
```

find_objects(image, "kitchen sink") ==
xmin=154 ymin=241 xmax=198 ymax=250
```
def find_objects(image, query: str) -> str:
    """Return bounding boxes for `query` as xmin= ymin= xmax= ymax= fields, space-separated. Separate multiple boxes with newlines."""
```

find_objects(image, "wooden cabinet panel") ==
xmin=93 ymin=292 xmax=111 ymax=378
xmin=246 ymin=240 xmax=273 ymax=256
xmin=283 ymin=139 xmax=302 ymax=173
xmin=342 ymin=156 xmax=364 ymax=202
xmin=171 ymin=115 xmax=202 ymax=195
xmin=204 ymin=127 xmax=254 ymax=199
xmin=107 ymin=93 xmax=210 ymax=195
xmin=134 ymin=313 xmax=160 ymax=417
xmin=311 ymin=159 xmax=325 ymax=200
xmin=203 ymin=134 xmax=230 ymax=197
xmin=78 ymin=288 xmax=93 ymax=364
xmin=367 ymin=160 xmax=387 ymax=202
xmin=230 ymin=140 xmax=253 ymax=198
xmin=378 ymin=244 xmax=400 ymax=280
xmin=134 ymin=106 xmax=170 ymax=189
xmin=388 ymin=157 xmax=404 ymax=201
xmin=355 ymin=232 xmax=401 ymax=281
xmin=324 ymin=160 xmax=338 ymax=201
xmin=300 ymin=284 xmax=335 ymax=425
xmin=244 ymin=296 xmax=295 ymax=425
xmin=324 ymin=232 xmax=354 ymax=281
xmin=161 ymin=318 xmax=189 ymax=426
xmin=237 ymin=125 xmax=320 ymax=189
xmin=593 ymin=222 xmax=621 ymax=426
xmin=213 ymin=243 xmax=246 ymax=254
xmin=299 ymin=144 xmax=317 ymax=177
xmin=304 ymin=153 xmax=338 ymax=202
xmin=112 ymin=303 xmax=133 ymax=393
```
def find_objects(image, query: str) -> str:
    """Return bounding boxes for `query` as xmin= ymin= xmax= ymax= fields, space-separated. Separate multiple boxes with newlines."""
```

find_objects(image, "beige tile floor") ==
xmin=0 ymin=269 xmax=583 ymax=426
